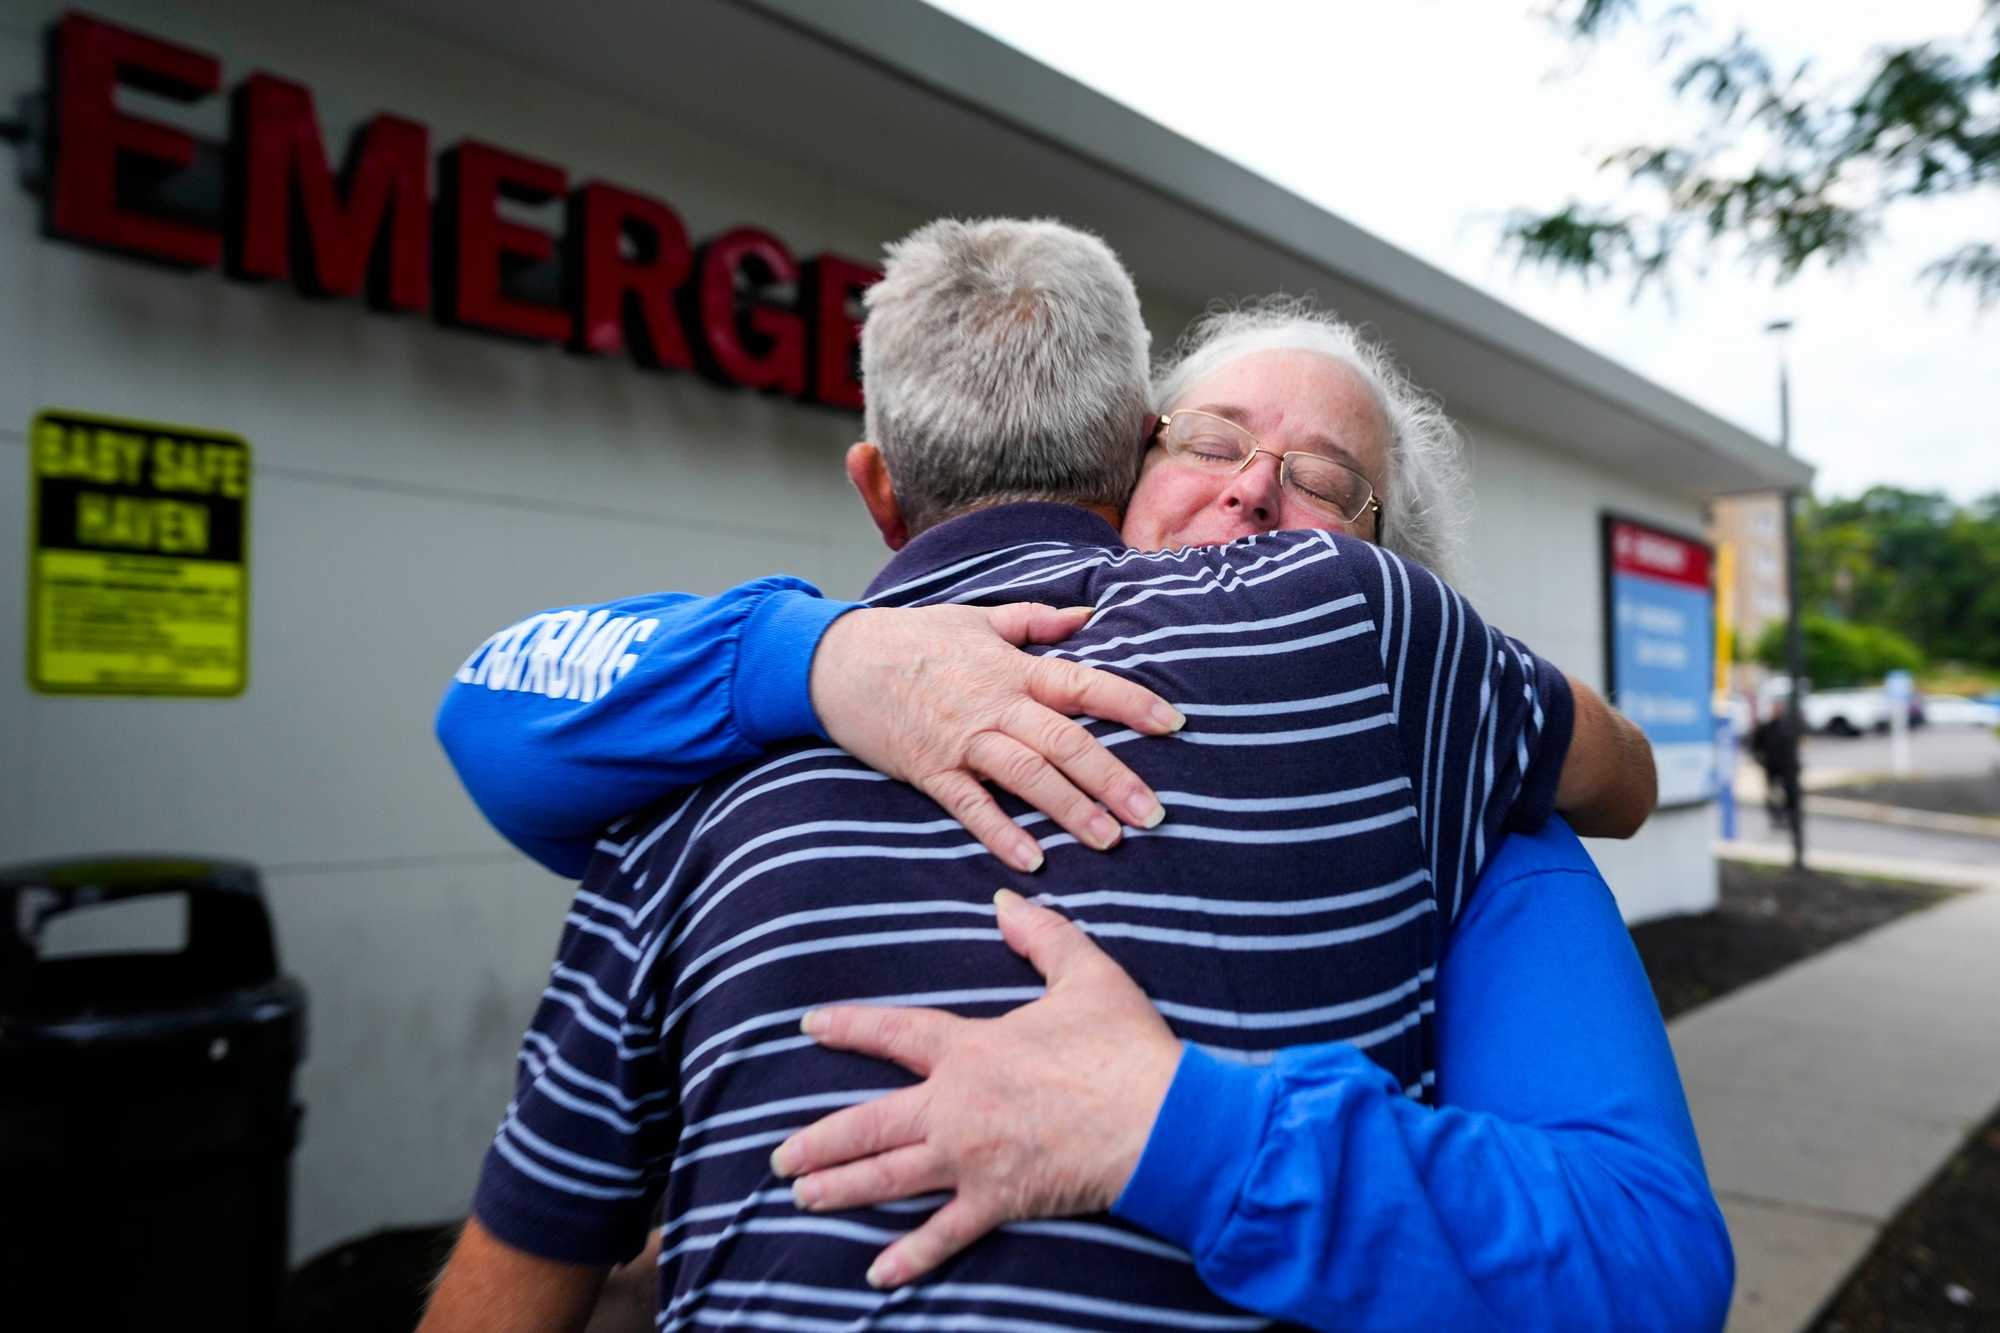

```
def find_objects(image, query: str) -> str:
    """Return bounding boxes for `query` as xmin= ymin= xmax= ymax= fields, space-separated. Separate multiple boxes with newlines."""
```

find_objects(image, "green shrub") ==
xmin=1753 ymin=614 xmax=1926 ymax=688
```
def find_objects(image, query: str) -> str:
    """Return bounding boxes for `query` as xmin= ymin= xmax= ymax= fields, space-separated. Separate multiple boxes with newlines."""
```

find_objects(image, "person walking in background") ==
xmin=1750 ymin=700 xmax=1800 ymax=831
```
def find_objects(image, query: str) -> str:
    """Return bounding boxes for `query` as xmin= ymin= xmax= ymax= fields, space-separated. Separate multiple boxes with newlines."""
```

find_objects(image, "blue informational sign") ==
xmin=1605 ymin=517 xmax=1717 ymax=807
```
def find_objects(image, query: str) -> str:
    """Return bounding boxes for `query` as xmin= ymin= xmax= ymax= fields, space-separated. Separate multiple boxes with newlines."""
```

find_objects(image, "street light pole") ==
xmin=1767 ymin=319 xmax=1807 ymax=870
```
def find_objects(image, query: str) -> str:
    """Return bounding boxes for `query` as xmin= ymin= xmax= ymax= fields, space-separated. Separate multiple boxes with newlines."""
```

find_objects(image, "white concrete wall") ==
xmin=0 ymin=0 xmax=911 ymax=1259
xmin=1456 ymin=414 xmax=1719 ymax=921
xmin=0 ymin=0 xmax=1716 ymax=1260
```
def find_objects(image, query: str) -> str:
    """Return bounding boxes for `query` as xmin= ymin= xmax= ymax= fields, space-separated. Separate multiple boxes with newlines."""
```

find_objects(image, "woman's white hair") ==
xmin=1153 ymin=297 xmax=1472 ymax=582
xmin=861 ymin=218 xmax=1151 ymax=535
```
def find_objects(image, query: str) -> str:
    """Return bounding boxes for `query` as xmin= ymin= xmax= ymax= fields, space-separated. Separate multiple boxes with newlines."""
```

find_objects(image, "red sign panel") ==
xmin=1608 ymin=518 xmax=1712 ymax=591
xmin=35 ymin=11 xmax=879 ymax=411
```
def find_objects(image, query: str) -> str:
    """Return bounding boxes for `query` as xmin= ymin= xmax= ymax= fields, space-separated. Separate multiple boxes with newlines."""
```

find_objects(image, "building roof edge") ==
xmin=742 ymin=0 xmax=1815 ymax=494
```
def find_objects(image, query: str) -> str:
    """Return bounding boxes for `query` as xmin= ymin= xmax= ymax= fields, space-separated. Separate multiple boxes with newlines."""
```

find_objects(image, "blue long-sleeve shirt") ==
xmin=435 ymin=574 xmax=1730 ymax=1331
xmin=436 ymin=577 xmax=859 ymax=875
xmin=1115 ymin=814 xmax=1732 ymax=1332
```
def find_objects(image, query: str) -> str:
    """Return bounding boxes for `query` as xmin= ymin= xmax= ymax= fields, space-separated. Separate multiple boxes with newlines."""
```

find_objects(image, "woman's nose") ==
xmin=1220 ymin=453 xmax=1284 ymax=528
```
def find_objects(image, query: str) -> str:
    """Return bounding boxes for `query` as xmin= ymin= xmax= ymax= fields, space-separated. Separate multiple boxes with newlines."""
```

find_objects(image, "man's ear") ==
xmin=845 ymin=442 xmax=908 ymax=551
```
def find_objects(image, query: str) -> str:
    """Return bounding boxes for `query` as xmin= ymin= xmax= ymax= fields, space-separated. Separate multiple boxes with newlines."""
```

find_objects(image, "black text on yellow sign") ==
xmin=28 ymin=410 xmax=251 ymax=696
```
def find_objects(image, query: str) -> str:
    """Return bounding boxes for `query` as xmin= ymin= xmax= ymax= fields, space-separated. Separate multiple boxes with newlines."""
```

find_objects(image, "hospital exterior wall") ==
xmin=1456 ymin=414 xmax=1719 ymax=923
xmin=0 ymin=0 xmax=1713 ymax=1258
xmin=0 ymin=0 xmax=904 ymax=1258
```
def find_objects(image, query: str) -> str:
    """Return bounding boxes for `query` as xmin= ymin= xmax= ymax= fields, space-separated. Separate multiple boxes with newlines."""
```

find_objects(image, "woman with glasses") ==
xmin=1128 ymin=301 xmax=1456 ymax=571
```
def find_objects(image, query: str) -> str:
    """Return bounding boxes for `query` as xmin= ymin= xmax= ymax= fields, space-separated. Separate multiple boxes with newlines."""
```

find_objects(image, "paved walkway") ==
xmin=1670 ymin=852 xmax=2000 ymax=1332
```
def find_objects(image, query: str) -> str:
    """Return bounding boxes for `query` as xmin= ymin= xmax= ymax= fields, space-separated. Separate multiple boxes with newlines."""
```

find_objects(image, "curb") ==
xmin=1715 ymin=840 xmax=1999 ymax=892
xmin=1803 ymin=796 xmax=2000 ymax=839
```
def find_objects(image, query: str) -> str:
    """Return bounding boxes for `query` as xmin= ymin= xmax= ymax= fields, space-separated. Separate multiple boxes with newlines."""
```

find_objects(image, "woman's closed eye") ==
xmin=1183 ymin=432 xmax=1244 ymax=462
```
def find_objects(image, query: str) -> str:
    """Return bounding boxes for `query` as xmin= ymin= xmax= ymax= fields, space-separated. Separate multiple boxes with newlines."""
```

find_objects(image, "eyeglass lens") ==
xmin=1161 ymin=414 xmax=1372 ymax=522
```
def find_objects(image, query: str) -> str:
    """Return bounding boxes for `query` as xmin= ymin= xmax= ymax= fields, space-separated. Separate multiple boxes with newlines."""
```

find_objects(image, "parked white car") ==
xmin=1920 ymin=694 xmax=2000 ymax=727
xmin=1800 ymin=688 xmax=1896 ymax=736
xmin=1757 ymin=678 xmax=1904 ymax=737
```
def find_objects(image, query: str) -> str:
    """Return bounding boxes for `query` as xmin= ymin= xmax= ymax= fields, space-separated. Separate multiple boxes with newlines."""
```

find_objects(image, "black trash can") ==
xmin=0 ymin=857 xmax=306 ymax=1332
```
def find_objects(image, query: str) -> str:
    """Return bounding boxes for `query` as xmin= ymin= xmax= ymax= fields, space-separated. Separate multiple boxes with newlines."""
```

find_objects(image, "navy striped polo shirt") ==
xmin=473 ymin=502 xmax=1574 ymax=1331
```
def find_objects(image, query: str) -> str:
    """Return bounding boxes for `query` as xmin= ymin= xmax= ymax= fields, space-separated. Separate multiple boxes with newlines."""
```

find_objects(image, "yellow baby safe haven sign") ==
xmin=28 ymin=410 xmax=250 ymax=696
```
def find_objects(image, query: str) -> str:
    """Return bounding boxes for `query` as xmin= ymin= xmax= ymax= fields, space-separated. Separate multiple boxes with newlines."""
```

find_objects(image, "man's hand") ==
xmin=810 ymin=604 xmax=1184 ymax=872
xmin=770 ymin=889 xmax=1182 ymax=1289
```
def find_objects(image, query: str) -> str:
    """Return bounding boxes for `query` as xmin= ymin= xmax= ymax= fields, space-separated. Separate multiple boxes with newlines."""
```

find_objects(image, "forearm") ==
xmin=1118 ymin=1044 xmax=1725 ymax=1332
xmin=419 ymin=1218 xmax=609 ymax=1333
xmin=1556 ymin=674 xmax=1659 ymax=838
xmin=1113 ymin=824 xmax=1728 ymax=1332
xmin=435 ymin=578 xmax=857 ymax=875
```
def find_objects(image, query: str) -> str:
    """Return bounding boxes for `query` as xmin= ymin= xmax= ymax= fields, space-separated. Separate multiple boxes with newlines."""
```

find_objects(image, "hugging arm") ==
xmin=435 ymin=547 xmax=1649 ymax=883
xmin=1557 ymin=673 xmax=1659 ymax=837
xmin=780 ymin=821 xmax=1732 ymax=1333
xmin=435 ymin=579 xmax=1179 ymax=877
xmin=1113 ymin=820 xmax=1728 ymax=1331
xmin=418 ymin=1218 xmax=607 ymax=1333
xmin=435 ymin=576 xmax=852 ymax=876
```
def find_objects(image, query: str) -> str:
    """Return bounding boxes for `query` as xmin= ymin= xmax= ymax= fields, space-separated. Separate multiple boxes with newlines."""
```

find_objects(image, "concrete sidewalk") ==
xmin=1667 ymin=875 xmax=2000 ymax=1332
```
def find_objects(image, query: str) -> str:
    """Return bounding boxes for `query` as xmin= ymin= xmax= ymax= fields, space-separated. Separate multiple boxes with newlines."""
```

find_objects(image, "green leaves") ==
xmin=1503 ymin=206 xmax=1654 ymax=283
xmin=1753 ymin=614 xmax=1924 ymax=688
xmin=1511 ymin=3 xmax=2000 ymax=303
xmin=1786 ymin=488 xmax=2000 ymax=674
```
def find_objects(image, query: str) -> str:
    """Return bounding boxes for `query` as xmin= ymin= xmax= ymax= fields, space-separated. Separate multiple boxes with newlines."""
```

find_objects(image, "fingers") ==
xmin=964 ymin=730 xmax=1121 ymax=852
xmin=985 ymin=602 xmax=1094 ymax=646
xmin=1023 ymin=654 xmax=1183 ymax=736
xmin=791 ymin=1142 xmax=951 ymax=1213
xmin=918 ymin=771 xmax=1045 ymax=872
xmin=1001 ymin=700 xmax=1165 ymax=831
xmin=802 ymin=1004 xmax=964 ymax=1076
xmin=867 ymin=1197 xmax=999 ymax=1290
xmin=994 ymin=888 xmax=1110 ymax=983
xmin=772 ymin=1084 xmax=930 ymax=1177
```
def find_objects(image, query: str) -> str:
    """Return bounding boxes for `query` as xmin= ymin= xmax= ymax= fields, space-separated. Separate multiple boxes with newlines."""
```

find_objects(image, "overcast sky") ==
xmin=924 ymin=0 xmax=1998 ymax=505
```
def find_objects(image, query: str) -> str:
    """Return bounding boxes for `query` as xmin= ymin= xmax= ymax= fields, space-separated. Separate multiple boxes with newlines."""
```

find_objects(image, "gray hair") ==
xmin=1153 ymin=298 xmax=1472 ymax=583
xmin=861 ymin=218 xmax=1151 ymax=535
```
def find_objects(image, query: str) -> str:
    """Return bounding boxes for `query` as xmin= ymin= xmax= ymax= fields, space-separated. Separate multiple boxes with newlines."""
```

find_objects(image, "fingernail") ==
xmin=1087 ymin=811 xmax=1120 ymax=849
xmin=1016 ymin=839 xmax=1044 ymax=873
xmin=994 ymin=887 xmax=1024 ymax=913
xmin=800 ymin=1009 xmax=827 ymax=1035
xmin=1128 ymin=791 xmax=1165 ymax=828
xmin=770 ymin=1144 xmax=794 ymax=1179
xmin=867 ymin=1255 xmax=900 ymax=1289
xmin=792 ymin=1178 xmax=820 ymax=1211
xmin=1152 ymin=703 xmax=1186 ymax=733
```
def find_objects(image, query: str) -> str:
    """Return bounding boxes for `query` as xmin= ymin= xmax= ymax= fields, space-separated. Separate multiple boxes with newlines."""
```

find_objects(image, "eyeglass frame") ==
xmin=1149 ymin=410 xmax=1385 ymax=531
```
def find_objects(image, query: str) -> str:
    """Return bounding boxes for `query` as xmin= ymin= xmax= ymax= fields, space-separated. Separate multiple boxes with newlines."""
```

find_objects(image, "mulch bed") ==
xmin=1819 ymin=773 xmax=2000 ymax=819
xmin=1629 ymin=860 xmax=1957 ymax=1022
xmin=1810 ymin=1106 xmax=2000 ymax=1332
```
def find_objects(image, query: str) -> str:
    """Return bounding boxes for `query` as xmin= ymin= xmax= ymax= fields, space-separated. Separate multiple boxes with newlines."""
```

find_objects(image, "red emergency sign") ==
xmin=38 ymin=11 xmax=878 ymax=411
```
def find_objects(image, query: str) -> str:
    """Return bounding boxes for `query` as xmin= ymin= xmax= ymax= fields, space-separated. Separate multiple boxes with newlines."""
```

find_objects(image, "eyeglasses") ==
xmin=1151 ymin=410 xmax=1383 ymax=529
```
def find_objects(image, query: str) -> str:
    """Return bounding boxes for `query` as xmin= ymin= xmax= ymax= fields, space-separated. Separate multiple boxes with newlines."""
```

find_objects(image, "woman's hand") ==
xmin=769 ymin=889 xmax=1183 ymax=1289
xmin=809 ymin=604 xmax=1183 ymax=872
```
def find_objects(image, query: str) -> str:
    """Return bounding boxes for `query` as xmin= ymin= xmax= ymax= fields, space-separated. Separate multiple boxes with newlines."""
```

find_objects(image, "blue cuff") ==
xmin=735 ymin=591 xmax=863 ymax=745
xmin=1112 ymin=1043 xmax=1279 ymax=1259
